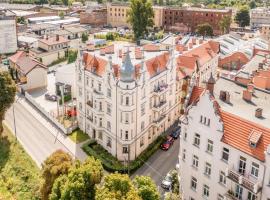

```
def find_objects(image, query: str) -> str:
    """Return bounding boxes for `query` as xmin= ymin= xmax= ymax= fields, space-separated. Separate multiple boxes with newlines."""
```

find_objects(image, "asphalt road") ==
xmin=132 ymin=134 xmax=180 ymax=194
xmin=4 ymin=101 xmax=71 ymax=167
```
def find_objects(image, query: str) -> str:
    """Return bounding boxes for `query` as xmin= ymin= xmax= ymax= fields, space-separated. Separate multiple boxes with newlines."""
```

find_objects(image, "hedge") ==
xmin=82 ymin=135 xmax=165 ymax=174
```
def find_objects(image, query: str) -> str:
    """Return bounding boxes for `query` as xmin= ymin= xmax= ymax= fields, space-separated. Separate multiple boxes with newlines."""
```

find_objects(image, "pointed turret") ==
xmin=120 ymin=51 xmax=135 ymax=82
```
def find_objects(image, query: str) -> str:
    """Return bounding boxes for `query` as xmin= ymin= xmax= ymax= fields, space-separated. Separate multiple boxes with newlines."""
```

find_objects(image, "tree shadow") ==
xmin=0 ymin=135 xmax=11 ymax=174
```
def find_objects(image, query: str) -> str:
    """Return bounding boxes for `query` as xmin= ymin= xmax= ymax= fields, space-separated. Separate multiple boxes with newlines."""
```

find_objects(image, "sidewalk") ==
xmin=18 ymin=96 xmax=88 ymax=162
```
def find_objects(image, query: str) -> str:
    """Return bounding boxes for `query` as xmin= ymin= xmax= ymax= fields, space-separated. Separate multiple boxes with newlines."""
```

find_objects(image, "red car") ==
xmin=161 ymin=136 xmax=174 ymax=150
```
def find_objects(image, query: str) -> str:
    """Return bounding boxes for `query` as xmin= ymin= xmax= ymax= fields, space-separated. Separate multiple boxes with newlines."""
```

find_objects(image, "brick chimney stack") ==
xmin=207 ymin=72 xmax=216 ymax=96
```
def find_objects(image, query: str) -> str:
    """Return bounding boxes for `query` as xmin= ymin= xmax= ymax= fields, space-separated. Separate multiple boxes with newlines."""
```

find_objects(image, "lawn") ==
xmin=0 ymin=125 xmax=41 ymax=200
xmin=68 ymin=129 xmax=90 ymax=144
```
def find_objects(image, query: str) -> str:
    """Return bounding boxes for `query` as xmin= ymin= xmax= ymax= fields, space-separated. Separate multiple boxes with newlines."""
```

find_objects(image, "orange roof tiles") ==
xmin=143 ymin=44 xmax=160 ymax=52
xmin=188 ymin=86 xmax=204 ymax=105
xmin=221 ymin=111 xmax=270 ymax=161
xmin=9 ymin=51 xmax=25 ymax=63
xmin=39 ymin=36 xmax=69 ymax=46
xmin=219 ymin=52 xmax=249 ymax=69
xmin=83 ymin=53 xmax=108 ymax=76
xmin=146 ymin=52 xmax=169 ymax=77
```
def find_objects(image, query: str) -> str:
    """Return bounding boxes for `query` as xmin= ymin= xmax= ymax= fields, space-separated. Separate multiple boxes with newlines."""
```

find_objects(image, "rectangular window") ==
xmin=194 ymin=133 xmax=200 ymax=147
xmin=192 ymin=155 xmax=199 ymax=168
xmin=107 ymin=104 xmax=111 ymax=115
xmin=125 ymin=131 xmax=128 ymax=140
xmin=248 ymin=192 xmax=256 ymax=200
xmin=98 ymin=83 xmax=101 ymax=92
xmin=217 ymin=194 xmax=224 ymax=200
xmin=235 ymin=185 xmax=243 ymax=199
xmin=207 ymin=139 xmax=213 ymax=153
xmin=191 ymin=177 xmax=197 ymax=191
xmin=125 ymin=96 xmax=129 ymax=106
xmin=203 ymin=185 xmax=209 ymax=198
xmin=125 ymin=113 xmax=129 ymax=124
xmin=98 ymin=131 xmax=102 ymax=140
xmin=107 ymin=88 xmax=111 ymax=97
xmin=141 ymin=121 xmax=145 ymax=131
xmin=140 ymin=136 xmax=144 ymax=147
xmin=107 ymin=137 xmax=111 ymax=148
xmin=251 ymin=162 xmax=259 ymax=178
xmin=238 ymin=156 xmax=246 ymax=175
xmin=79 ymin=87 xmax=82 ymax=96
xmin=204 ymin=162 xmax=211 ymax=176
xmin=182 ymin=149 xmax=186 ymax=161
xmin=141 ymin=103 xmax=145 ymax=116
xmin=222 ymin=147 xmax=229 ymax=162
xmin=123 ymin=146 xmax=128 ymax=154
xmin=219 ymin=171 xmax=226 ymax=185
xmin=107 ymin=121 xmax=111 ymax=131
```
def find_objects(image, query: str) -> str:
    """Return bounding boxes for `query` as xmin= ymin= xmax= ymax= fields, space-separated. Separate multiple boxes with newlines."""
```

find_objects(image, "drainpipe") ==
xmin=115 ymin=81 xmax=118 ymax=158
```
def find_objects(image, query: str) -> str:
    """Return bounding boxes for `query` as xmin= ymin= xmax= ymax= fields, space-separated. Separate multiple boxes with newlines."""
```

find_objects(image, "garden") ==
xmin=82 ymin=135 xmax=165 ymax=174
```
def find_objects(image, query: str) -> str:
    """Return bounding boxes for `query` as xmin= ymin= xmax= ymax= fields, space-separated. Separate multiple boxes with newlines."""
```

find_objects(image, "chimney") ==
xmin=247 ymin=84 xmax=255 ymax=93
xmin=243 ymin=90 xmax=252 ymax=102
xmin=255 ymin=108 xmax=263 ymax=118
xmin=207 ymin=73 xmax=215 ymax=95
xmin=56 ymin=34 xmax=59 ymax=41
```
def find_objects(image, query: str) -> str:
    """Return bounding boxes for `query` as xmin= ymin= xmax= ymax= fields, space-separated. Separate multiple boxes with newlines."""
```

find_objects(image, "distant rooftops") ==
xmin=39 ymin=35 xmax=69 ymax=46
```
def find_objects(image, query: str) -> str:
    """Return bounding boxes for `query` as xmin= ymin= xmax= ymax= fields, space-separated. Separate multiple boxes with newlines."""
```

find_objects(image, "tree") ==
xmin=59 ymin=11 xmax=65 ymax=19
xmin=68 ymin=50 xmax=78 ymax=63
xmin=249 ymin=0 xmax=256 ymax=9
xmin=235 ymin=6 xmax=250 ymax=27
xmin=196 ymin=23 xmax=214 ymax=37
xmin=40 ymin=150 xmax=73 ymax=200
xmin=97 ymin=0 xmax=102 ymax=4
xmin=127 ymin=0 xmax=154 ymax=42
xmin=81 ymin=32 xmax=88 ymax=43
xmin=133 ymin=176 xmax=161 ymax=200
xmin=95 ymin=173 xmax=141 ymax=200
xmin=17 ymin=16 xmax=26 ymax=24
xmin=170 ymin=170 xmax=179 ymax=194
xmin=219 ymin=16 xmax=231 ymax=34
xmin=62 ymin=0 xmax=68 ymax=5
xmin=0 ymin=72 xmax=16 ymax=134
xmin=50 ymin=157 xmax=103 ymax=200
xmin=164 ymin=192 xmax=181 ymax=200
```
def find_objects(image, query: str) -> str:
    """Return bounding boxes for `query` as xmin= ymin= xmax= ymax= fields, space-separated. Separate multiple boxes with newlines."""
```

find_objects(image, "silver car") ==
xmin=161 ymin=172 xmax=172 ymax=190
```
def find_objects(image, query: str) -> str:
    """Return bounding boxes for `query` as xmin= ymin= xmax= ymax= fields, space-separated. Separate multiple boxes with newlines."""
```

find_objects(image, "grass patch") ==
xmin=68 ymin=129 xmax=90 ymax=144
xmin=0 ymin=125 xmax=41 ymax=200
xmin=82 ymin=135 xmax=165 ymax=174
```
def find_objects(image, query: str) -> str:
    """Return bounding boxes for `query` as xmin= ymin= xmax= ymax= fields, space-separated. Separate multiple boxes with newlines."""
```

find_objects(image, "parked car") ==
xmin=45 ymin=93 xmax=57 ymax=101
xmin=161 ymin=171 xmax=173 ymax=190
xmin=161 ymin=136 xmax=174 ymax=150
xmin=170 ymin=127 xmax=181 ymax=139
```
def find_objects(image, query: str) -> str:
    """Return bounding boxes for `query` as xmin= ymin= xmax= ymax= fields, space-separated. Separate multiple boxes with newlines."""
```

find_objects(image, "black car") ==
xmin=170 ymin=128 xmax=181 ymax=139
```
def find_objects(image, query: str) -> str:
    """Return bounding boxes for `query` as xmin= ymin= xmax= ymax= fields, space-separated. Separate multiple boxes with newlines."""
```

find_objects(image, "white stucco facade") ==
xmin=179 ymin=91 xmax=270 ymax=200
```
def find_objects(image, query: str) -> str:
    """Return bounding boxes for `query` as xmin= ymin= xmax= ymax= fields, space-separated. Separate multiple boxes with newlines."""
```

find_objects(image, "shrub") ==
xmin=82 ymin=135 xmax=165 ymax=174
xmin=59 ymin=94 xmax=72 ymax=105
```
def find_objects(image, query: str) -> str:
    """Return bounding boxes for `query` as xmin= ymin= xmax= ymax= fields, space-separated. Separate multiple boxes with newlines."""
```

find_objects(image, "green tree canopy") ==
xmin=249 ymin=0 xmax=256 ymax=9
xmin=196 ymin=23 xmax=214 ymax=37
xmin=235 ymin=6 xmax=250 ymax=27
xmin=219 ymin=16 xmax=231 ymax=34
xmin=49 ymin=157 xmax=103 ymax=200
xmin=40 ymin=150 xmax=73 ymax=200
xmin=59 ymin=11 xmax=65 ymax=19
xmin=127 ymin=0 xmax=154 ymax=41
xmin=81 ymin=32 xmax=88 ymax=43
xmin=133 ymin=176 xmax=161 ymax=200
xmin=95 ymin=173 xmax=142 ymax=200
xmin=0 ymin=71 xmax=16 ymax=134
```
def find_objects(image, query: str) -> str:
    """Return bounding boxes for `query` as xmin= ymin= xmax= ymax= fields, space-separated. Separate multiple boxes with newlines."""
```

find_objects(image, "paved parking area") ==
xmin=28 ymin=73 xmax=58 ymax=114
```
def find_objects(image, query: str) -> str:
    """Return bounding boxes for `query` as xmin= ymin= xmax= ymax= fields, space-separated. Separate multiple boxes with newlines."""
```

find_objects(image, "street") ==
xmin=4 ymin=98 xmax=86 ymax=167
xmin=132 ymin=134 xmax=180 ymax=194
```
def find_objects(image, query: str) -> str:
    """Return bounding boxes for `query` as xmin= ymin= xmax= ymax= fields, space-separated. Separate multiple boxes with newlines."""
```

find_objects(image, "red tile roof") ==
xmin=8 ymin=51 xmax=47 ymax=75
xmin=143 ymin=44 xmax=160 ymax=52
xmin=188 ymin=86 xmax=204 ymax=105
xmin=221 ymin=111 xmax=270 ymax=161
xmin=83 ymin=53 xmax=108 ymax=76
xmin=146 ymin=52 xmax=169 ymax=77
xmin=39 ymin=36 xmax=69 ymax=46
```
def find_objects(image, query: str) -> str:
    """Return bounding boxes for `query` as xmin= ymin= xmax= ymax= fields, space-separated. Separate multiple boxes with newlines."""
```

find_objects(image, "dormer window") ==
xmin=249 ymin=130 xmax=262 ymax=148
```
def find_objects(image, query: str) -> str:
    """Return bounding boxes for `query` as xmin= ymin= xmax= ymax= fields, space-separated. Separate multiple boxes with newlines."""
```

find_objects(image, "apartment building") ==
xmin=251 ymin=8 xmax=270 ymax=28
xmin=178 ymin=74 xmax=270 ymax=200
xmin=260 ymin=25 xmax=270 ymax=42
xmin=162 ymin=7 xmax=232 ymax=35
xmin=29 ymin=35 xmax=70 ymax=65
xmin=76 ymin=42 xmax=182 ymax=161
xmin=107 ymin=3 xmax=164 ymax=28
xmin=0 ymin=9 xmax=17 ymax=54
xmin=80 ymin=7 xmax=107 ymax=26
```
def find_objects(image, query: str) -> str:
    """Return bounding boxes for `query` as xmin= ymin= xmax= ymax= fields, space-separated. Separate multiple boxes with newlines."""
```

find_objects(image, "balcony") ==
xmin=153 ymin=84 xmax=168 ymax=96
xmin=224 ymin=190 xmax=238 ymax=200
xmin=152 ymin=101 xmax=167 ymax=112
xmin=153 ymin=115 xmax=166 ymax=127
xmin=87 ymin=116 xmax=93 ymax=122
xmin=226 ymin=167 xmax=262 ymax=194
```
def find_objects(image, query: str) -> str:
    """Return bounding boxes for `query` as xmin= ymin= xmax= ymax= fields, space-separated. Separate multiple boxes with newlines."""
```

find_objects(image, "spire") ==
xmin=120 ymin=51 xmax=135 ymax=82
xmin=207 ymin=72 xmax=215 ymax=95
